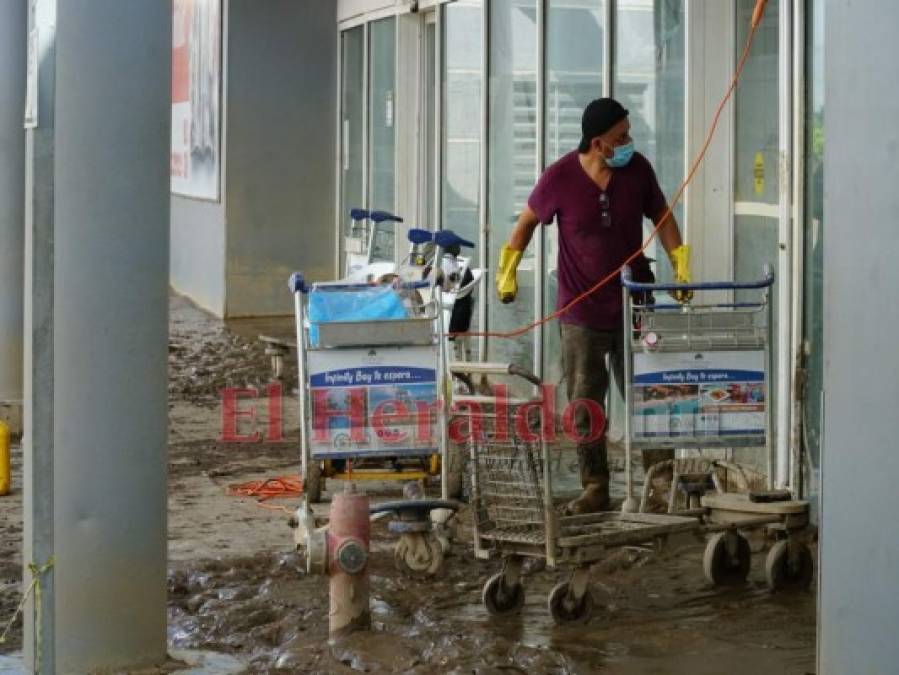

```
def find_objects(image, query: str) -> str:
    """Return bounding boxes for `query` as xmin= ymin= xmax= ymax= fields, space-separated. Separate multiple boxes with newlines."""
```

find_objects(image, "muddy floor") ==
xmin=0 ymin=291 xmax=817 ymax=673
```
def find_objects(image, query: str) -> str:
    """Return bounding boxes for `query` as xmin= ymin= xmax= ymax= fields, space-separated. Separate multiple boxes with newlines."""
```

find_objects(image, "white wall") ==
xmin=171 ymin=196 xmax=227 ymax=315
xmin=819 ymin=1 xmax=899 ymax=672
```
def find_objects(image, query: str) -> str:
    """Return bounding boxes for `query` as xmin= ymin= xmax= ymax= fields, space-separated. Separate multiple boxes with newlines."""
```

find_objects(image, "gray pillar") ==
xmin=0 ymin=1 xmax=26 ymax=433
xmin=24 ymin=1 xmax=170 ymax=671
xmin=819 ymin=1 xmax=899 ymax=673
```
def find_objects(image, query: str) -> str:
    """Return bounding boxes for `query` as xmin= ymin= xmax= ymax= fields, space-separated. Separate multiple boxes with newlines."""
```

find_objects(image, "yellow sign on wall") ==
xmin=754 ymin=152 xmax=765 ymax=195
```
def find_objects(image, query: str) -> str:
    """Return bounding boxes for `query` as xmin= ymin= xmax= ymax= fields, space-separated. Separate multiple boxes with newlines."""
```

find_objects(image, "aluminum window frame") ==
xmin=335 ymin=23 xmax=371 ymax=274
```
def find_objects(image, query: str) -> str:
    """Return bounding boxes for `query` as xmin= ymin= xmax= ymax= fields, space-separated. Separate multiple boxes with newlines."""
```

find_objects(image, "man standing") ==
xmin=495 ymin=98 xmax=691 ymax=514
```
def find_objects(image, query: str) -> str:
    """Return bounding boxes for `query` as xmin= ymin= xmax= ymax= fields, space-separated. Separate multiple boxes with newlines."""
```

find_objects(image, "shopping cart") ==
xmin=620 ymin=266 xmax=814 ymax=591
xmin=449 ymin=361 xmax=700 ymax=624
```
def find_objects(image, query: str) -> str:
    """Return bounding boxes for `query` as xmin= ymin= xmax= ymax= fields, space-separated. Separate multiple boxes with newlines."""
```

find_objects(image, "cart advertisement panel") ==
xmin=307 ymin=346 xmax=438 ymax=458
xmin=632 ymin=350 xmax=765 ymax=439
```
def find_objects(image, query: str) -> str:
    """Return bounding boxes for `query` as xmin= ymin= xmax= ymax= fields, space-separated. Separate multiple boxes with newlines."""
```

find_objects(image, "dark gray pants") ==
xmin=560 ymin=322 xmax=623 ymax=484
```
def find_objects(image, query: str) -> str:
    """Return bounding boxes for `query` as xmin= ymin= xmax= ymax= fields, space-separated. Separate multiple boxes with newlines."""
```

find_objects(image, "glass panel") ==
xmin=545 ymin=0 xmax=605 ymax=164
xmin=614 ymin=0 xmax=686 ymax=284
xmin=487 ymin=0 xmax=538 ymax=376
xmin=802 ymin=2 xmax=824 ymax=489
xmin=443 ymin=0 xmax=484 ymax=346
xmin=733 ymin=0 xmax=780 ymax=461
xmin=734 ymin=0 xmax=780 ymax=286
xmin=544 ymin=0 xmax=606 ymax=404
xmin=442 ymin=0 xmax=482 ymax=246
xmin=423 ymin=20 xmax=437 ymax=229
xmin=369 ymin=17 xmax=397 ymax=262
xmin=340 ymin=27 xmax=365 ymax=268
xmin=610 ymin=0 xmax=685 ymax=432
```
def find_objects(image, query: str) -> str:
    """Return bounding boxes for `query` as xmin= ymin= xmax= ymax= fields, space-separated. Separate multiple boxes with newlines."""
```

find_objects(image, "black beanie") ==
xmin=577 ymin=98 xmax=629 ymax=153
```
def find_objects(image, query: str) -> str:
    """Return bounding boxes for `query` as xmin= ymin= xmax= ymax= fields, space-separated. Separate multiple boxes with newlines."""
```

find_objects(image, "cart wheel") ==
xmin=304 ymin=460 xmax=322 ymax=504
xmin=395 ymin=533 xmax=444 ymax=578
xmin=547 ymin=581 xmax=594 ymax=625
xmin=765 ymin=539 xmax=813 ymax=591
xmin=482 ymin=572 xmax=525 ymax=616
xmin=703 ymin=531 xmax=752 ymax=586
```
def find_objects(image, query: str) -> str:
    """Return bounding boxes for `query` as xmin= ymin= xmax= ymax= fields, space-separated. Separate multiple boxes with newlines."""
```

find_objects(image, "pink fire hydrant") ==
xmin=295 ymin=484 xmax=370 ymax=639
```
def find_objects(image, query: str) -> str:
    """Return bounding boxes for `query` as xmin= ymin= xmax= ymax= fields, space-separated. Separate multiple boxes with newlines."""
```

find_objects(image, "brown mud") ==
xmin=1 ymin=292 xmax=816 ymax=673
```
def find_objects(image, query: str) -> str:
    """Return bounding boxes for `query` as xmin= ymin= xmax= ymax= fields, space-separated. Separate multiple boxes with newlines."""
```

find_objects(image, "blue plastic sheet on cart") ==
xmin=308 ymin=286 xmax=408 ymax=346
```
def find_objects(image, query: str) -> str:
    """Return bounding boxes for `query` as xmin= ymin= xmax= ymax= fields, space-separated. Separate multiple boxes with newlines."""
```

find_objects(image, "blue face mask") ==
xmin=605 ymin=141 xmax=635 ymax=168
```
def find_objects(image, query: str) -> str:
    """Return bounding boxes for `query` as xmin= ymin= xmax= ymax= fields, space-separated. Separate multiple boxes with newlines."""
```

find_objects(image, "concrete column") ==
xmin=24 ymin=1 xmax=170 ymax=671
xmin=0 ymin=1 xmax=26 ymax=433
xmin=819 ymin=1 xmax=899 ymax=673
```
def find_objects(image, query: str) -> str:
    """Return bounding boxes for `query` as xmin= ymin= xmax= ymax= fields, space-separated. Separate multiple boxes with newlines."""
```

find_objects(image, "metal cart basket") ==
xmin=449 ymin=361 xmax=699 ymax=624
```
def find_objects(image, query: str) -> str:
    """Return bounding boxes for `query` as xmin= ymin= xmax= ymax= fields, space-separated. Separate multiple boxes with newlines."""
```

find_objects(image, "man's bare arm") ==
xmin=508 ymin=205 xmax=541 ymax=251
xmin=655 ymin=207 xmax=683 ymax=256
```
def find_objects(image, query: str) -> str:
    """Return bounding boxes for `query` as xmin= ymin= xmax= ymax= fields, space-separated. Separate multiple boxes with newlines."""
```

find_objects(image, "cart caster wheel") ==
xmin=395 ymin=533 xmax=444 ymax=578
xmin=765 ymin=539 xmax=814 ymax=591
xmin=703 ymin=531 xmax=751 ymax=586
xmin=482 ymin=573 xmax=525 ymax=616
xmin=548 ymin=581 xmax=594 ymax=625
xmin=304 ymin=461 xmax=322 ymax=504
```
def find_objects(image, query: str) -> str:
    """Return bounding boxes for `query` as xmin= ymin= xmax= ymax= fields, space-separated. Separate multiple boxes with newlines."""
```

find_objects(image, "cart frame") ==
xmin=449 ymin=361 xmax=700 ymax=623
xmin=620 ymin=265 xmax=777 ymax=510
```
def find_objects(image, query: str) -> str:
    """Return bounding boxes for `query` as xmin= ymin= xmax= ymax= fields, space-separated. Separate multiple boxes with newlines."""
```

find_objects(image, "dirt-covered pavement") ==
xmin=0 ymin=291 xmax=817 ymax=673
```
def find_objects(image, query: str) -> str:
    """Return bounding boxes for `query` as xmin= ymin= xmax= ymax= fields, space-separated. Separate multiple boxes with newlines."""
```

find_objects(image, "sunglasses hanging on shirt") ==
xmin=598 ymin=192 xmax=612 ymax=228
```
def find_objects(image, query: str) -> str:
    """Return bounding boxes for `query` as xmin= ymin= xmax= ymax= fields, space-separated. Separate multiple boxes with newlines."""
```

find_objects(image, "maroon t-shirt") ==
xmin=528 ymin=150 xmax=667 ymax=331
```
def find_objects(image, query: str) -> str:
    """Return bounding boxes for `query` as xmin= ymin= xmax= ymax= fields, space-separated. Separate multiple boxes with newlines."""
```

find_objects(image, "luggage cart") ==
xmin=620 ymin=266 xmax=814 ymax=591
xmin=288 ymin=224 xmax=478 ymax=505
xmin=287 ymin=271 xmax=451 ymax=505
xmin=449 ymin=362 xmax=700 ymax=624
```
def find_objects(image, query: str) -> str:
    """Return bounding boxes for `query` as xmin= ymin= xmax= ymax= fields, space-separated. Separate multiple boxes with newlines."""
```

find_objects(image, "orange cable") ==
xmin=226 ymin=475 xmax=303 ymax=503
xmin=452 ymin=0 xmax=767 ymax=340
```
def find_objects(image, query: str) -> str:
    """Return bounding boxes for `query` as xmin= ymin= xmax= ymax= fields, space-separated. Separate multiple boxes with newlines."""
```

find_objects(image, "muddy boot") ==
xmin=566 ymin=444 xmax=610 ymax=514
xmin=565 ymin=479 xmax=610 ymax=514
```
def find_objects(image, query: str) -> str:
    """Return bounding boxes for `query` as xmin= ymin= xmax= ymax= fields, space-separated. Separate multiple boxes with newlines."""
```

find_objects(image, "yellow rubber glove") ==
xmin=496 ymin=244 xmax=523 ymax=304
xmin=669 ymin=244 xmax=693 ymax=304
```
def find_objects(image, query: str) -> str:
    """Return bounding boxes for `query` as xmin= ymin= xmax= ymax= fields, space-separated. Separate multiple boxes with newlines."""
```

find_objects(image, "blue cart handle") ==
xmin=620 ymin=264 xmax=774 ymax=291
xmin=288 ymin=272 xmax=307 ymax=293
xmin=434 ymin=229 xmax=475 ymax=249
xmin=370 ymin=210 xmax=404 ymax=224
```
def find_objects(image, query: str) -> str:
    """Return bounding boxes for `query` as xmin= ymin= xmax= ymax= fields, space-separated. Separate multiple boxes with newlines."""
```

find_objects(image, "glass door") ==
xmin=420 ymin=12 xmax=438 ymax=229
xmin=732 ymin=0 xmax=791 ymax=484
xmin=340 ymin=26 xmax=365 ymax=273
xmin=487 ymin=0 xmax=538 ymax=386
xmin=368 ymin=17 xmax=398 ymax=262
xmin=733 ymin=0 xmax=780 ymax=296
